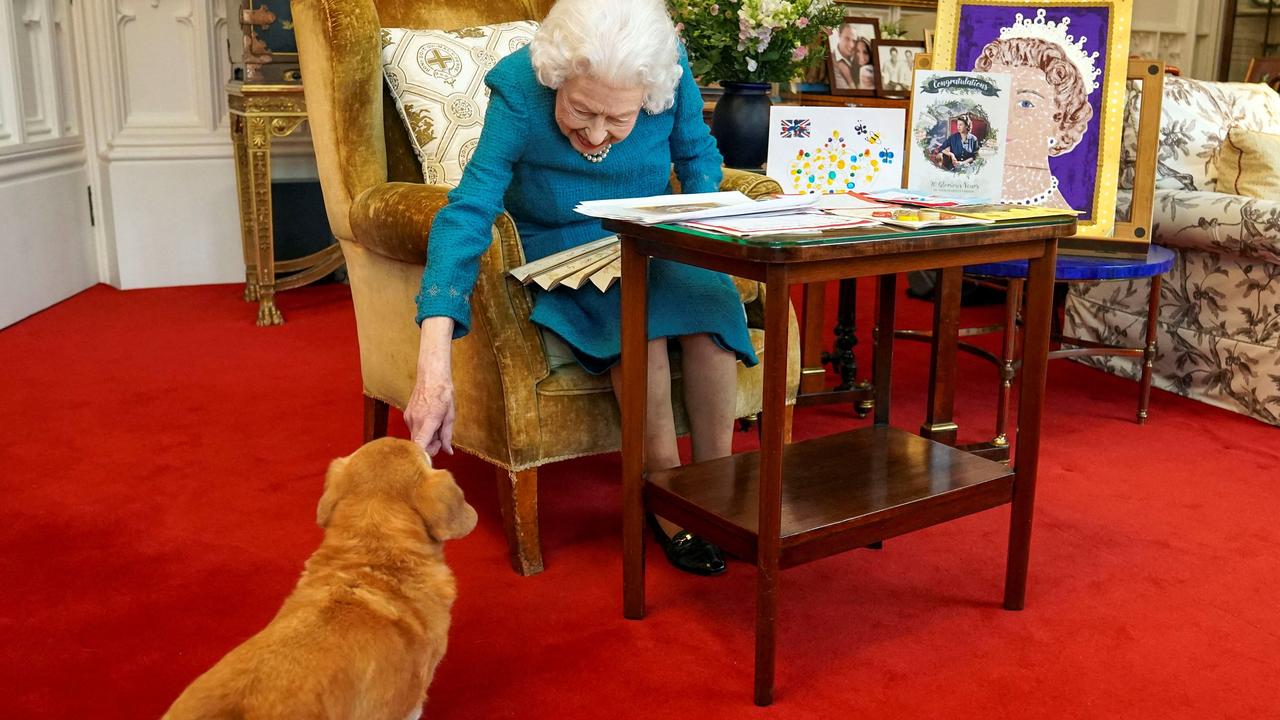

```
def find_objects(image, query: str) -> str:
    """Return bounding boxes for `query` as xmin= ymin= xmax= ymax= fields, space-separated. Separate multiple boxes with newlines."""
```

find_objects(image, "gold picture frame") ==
xmin=931 ymin=0 xmax=1133 ymax=240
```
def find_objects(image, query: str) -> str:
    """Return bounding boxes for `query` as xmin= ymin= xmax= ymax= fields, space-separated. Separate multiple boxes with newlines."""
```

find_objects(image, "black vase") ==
xmin=709 ymin=81 xmax=772 ymax=170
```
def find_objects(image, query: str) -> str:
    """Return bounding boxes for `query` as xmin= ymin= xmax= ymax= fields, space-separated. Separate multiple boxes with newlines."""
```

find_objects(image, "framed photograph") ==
xmin=930 ymin=0 xmax=1133 ymax=238
xmin=872 ymin=39 xmax=926 ymax=98
xmin=924 ymin=28 xmax=935 ymax=55
xmin=1245 ymin=56 xmax=1280 ymax=92
xmin=826 ymin=15 xmax=880 ymax=97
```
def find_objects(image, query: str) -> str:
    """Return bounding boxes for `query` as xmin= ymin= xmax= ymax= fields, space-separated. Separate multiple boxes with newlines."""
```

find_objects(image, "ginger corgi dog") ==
xmin=164 ymin=438 xmax=477 ymax=720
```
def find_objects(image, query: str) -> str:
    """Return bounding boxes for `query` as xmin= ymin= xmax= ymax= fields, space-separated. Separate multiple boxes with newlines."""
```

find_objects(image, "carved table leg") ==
xmin=1137 ymin=274 xmax=1162 ymax=424
xmin=230 ymin=115 xmax=260 ymax=303
xmin=993 ymin=279 xmax=1024 ymax=447
xmin=246 ymin=115 xmax=282 ymax=326
xmin=822 ymin=278 xmax=859 ymax=390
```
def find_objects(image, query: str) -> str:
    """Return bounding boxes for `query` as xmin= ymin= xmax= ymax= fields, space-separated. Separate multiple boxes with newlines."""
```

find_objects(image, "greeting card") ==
xmin=766 ymin=107 xmax=906 ymax=195
xmin=906 ymin=70 xmax=1012 ymax=201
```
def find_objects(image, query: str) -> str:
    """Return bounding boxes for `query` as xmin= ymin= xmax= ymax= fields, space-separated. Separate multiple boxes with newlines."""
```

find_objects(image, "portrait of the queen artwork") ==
xmin=931 ymin=1 xmax=1132 ymax=238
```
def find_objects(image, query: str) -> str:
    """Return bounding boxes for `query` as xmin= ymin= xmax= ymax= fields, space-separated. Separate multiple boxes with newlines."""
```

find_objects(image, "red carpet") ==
xmin=2 ymin=281 xmax=1278 ymax=719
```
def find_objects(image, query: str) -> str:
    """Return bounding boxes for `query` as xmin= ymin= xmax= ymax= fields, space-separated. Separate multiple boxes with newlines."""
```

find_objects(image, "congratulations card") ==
xmin=766 ymin=106 xmax=906 ymax=195
xmin=906 ymin=70 xmax=1011 ymax=201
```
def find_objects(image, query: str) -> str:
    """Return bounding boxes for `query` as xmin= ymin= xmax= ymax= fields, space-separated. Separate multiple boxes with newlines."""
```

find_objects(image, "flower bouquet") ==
xmin=670 ymin=0 xmax=844 ymax=83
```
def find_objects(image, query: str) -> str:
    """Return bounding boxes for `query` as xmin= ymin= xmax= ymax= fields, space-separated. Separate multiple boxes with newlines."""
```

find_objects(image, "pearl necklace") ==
xmin=581 ymin=143 xmax=611 ymax=163
xmin=1002 ymin=176 xmax=1059 ymax=206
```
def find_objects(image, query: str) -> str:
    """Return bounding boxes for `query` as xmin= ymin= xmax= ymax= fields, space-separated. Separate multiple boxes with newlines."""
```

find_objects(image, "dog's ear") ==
xmin=413 ymin=468 xmax=478 ymax=542
xmin=316 ymin=457 xmax=349 ymax=528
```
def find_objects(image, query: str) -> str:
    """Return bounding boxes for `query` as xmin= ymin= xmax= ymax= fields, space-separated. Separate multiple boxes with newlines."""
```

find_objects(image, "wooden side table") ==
xmin=609 ymin=216 xmax=1076 ymax=705
xmin=228 ymin=82 xmax=345 ymax=326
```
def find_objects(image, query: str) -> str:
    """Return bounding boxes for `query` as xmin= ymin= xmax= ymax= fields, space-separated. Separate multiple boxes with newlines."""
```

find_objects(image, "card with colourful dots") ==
xmin=766 ymin=106 xmax=906 ymax=196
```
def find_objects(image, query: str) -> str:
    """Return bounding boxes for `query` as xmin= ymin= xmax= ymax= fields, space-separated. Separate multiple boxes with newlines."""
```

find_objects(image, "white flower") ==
xmin=746 ymin=57 xmax=758 ymax=72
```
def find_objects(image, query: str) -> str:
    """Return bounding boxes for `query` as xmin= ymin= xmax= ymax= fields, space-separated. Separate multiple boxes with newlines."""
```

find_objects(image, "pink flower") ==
xmin=792 ymin=45 xmax=809 ymax=61
xmin=797 ymin=17 xmax=810 ymax=28
xmin=710 ymin=4 xmax=719 ymax=14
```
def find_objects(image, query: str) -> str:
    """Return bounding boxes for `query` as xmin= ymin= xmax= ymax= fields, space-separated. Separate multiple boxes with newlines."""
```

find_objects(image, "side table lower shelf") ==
xmin=645 ymin=426 xmax=1014 ymax=569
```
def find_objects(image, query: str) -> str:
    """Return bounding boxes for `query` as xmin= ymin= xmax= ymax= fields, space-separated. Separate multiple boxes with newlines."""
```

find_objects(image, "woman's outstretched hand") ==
xmin=405 ymin=317 xmax=456 ymax=456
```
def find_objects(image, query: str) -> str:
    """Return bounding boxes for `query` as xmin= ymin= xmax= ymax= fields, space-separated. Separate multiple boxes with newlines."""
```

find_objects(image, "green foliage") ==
xmin=669 ymin=0 xmax=844 ymax=83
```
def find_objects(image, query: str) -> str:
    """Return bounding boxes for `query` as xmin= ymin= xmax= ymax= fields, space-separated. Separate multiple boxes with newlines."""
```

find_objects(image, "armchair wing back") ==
xmin=293 ymin=0 xmax=554 ymax=241
xmin=294 ymin=0 xmax=801 ymax=576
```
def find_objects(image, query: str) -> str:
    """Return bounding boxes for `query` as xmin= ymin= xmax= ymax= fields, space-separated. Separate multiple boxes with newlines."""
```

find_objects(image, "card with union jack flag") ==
xmin=779 ymin=118 xmax=811 ymax=138
xmin=768 ymin=106 xmax=906 ymax=195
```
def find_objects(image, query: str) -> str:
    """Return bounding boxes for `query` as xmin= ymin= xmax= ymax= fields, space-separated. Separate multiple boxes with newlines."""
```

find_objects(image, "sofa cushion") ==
xmin=380 ymin=22 xmax=539 ymax=186
xmin=1216 ymin=128 xmax=1280 ymax=198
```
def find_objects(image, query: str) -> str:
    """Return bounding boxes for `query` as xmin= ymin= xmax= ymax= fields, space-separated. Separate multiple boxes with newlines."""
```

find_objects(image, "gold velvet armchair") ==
xmin=293 ymin=0 xmax=801 ymax=575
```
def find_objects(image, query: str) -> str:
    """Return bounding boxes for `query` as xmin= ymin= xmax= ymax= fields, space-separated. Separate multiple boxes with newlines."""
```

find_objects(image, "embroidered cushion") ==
xmin=380 ymin=22 xmax=539 ymax=186
xmin=1215 ymin=127 xmax=1280 ymax=199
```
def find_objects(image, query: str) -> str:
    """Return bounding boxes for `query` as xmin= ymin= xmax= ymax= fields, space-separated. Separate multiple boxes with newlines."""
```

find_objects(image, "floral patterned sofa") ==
xmin=1064 ymin=76 xmax=1280 ymax=426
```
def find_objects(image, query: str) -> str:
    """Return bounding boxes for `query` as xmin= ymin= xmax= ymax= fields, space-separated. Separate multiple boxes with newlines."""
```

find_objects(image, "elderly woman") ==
xmin=404 ymin=0 xmax=756 ymax=576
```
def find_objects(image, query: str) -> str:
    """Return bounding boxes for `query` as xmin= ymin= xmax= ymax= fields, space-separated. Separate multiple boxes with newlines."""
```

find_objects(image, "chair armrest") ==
xmin=349 ymin=182 xmax=453 ymax=264
xmin=1154 ymin=189 xmax=1280 ymax=265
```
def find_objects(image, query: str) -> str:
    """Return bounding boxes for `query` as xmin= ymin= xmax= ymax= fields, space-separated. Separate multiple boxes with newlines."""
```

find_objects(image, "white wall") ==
xmin=77 ymin=0 xmax=315 ymax=290
xmin=0 ymin=0 xmax=97 ymax=328
xmin=1131 ymin=0 xmax=1225 ymax=80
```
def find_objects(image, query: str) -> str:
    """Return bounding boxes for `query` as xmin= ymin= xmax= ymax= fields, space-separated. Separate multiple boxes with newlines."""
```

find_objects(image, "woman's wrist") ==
xmin=418 ymin=316 xmax=455 ymax=376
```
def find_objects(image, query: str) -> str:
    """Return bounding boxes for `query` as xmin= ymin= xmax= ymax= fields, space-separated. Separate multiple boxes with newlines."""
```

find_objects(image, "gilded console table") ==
xmin=228 ymin=82 xmax=344 ymax=326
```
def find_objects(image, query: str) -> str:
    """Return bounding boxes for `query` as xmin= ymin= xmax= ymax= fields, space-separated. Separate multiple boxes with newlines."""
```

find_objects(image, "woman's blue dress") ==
xmin=414 ymin=46 xmax=758 ymax=374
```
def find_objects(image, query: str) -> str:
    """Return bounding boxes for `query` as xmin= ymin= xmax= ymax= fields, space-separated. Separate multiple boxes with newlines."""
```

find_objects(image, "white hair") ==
xmin=529 ymin=0 xmax=682 ymax=115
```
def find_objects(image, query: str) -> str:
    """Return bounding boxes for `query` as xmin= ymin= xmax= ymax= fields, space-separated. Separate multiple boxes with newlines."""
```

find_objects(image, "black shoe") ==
xmin=647 ymin=514 xmax=726 ymax=576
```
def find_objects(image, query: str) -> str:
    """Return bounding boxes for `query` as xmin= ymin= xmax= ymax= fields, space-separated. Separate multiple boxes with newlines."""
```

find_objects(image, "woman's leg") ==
xmin=612 ymin=335 xmax=731 ymax=575
xmin=679 ymin=333 xmax=738 ymax=463
xmin=609 ymin=337 xmax=681 ymax=473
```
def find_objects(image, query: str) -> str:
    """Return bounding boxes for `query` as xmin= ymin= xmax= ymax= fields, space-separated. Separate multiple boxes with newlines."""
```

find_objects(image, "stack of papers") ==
xmin=862 ymin=189 xmax=993 ymax=208
xmin=943 ymin=204 xmax=1081 ymax=222
xmin=682 ymin=210 xmax=879 ymax=237
xmin=828 ymin=207 xmax=994 ymax=230
xmin=575 ymin=191 xmax=816 ymax=225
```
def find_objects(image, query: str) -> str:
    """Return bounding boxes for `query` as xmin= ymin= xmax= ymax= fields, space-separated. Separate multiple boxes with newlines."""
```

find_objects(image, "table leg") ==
xmin=993 ymin=279 xmax=1024 ymax=447
xmin=230 ymin=115 xmax=259 ymax=303
xmin=245 ymin=116 xmax=282 ymax=326
xmin=872 ymin=274 xmax=897 ymax=427
xmin=1137 ymin=275 xmax=1161 ymax=425
xmin=754 ymin=264 xmax=790 ymax=707
xmin=828 ymin=279 xmax=859 ymax=391
xmin=799 ymin=283 xmax=827 ymax=395
xmin=621 ymin=237 xmax=649 ymax=620
xmin=1004 ymin=239 xmax=1058 ymax=611
xmin=922 ymin=268 xmax=962 ymax=444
